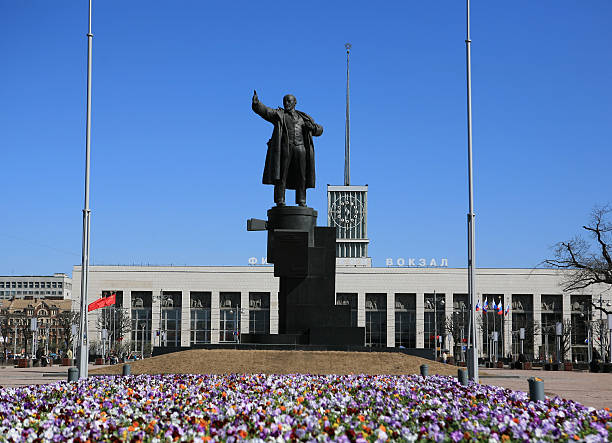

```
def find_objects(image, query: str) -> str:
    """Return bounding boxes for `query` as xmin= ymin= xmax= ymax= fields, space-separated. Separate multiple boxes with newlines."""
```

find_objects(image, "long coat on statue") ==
xmin=252 ymin=101 xmax=323 ymax=190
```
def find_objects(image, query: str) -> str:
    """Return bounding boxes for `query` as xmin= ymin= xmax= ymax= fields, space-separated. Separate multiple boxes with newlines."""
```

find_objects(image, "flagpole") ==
xmin=465 ymin=0 xmax=479 ymax=383
xmin=344 ymin=43 xmax=351 ymax=186
xmin=78 ymin=0 xmax=94 ymax=380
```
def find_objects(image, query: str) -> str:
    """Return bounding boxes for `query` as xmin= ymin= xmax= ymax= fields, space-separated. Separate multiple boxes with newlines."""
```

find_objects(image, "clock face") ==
xmin=331 ymin=195 xmax=364 ymax=229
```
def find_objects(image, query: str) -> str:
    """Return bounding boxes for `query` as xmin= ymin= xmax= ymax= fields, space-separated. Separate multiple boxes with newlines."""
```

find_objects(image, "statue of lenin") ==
xmin=252 ymin=90 xmax=323 ymax=207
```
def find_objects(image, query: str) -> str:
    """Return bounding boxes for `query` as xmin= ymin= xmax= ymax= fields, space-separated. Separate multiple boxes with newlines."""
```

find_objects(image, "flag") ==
xmin=497 ymin=302 xmax=503 ymax=315
xmin=88 ymin=293 xmax=116 ymax=312
xmin=504 ymin=304 xmax=510 ymax=316
xmin=476 ymin=300 xmax=481 ymax=311
xmin=492 ymin=300 xmax=497 ymax=311
xmin=483 ymin=298 xmax=488 ymax=313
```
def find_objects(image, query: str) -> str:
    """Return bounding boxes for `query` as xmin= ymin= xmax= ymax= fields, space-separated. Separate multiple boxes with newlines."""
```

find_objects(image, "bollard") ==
xmin=457 ymin=368 xmax=468 ymax=386
xmin=528 ymin=377 xmax=545 ymax=402
xmin=122 ymin=364 xmax=131 ymax=376
xmin=67 ymin=367 xmax=78 ymax=382
xmin=420 ymin=364 xmax=429 ymax=377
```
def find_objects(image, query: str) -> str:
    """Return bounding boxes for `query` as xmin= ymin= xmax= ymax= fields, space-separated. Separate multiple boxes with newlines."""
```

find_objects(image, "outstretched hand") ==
xmin=252 ymin=89 xmax=259 ymax=104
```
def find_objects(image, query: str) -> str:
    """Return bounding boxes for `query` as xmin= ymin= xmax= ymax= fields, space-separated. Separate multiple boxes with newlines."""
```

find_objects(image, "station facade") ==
xmin=72 ymin=264 xmax=610 ymax=362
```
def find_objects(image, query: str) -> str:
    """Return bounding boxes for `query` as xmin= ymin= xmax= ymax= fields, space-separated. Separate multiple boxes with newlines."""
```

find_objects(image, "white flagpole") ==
xmin=78 ymin=0 xmax=94 ymax=380
xmin=466 ymin=0 xmax=479 ymax=383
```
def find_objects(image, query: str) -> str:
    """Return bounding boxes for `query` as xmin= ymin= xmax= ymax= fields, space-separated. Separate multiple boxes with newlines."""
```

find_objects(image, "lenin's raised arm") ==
xmin=252 ymin=90 xmax=278 ymax=123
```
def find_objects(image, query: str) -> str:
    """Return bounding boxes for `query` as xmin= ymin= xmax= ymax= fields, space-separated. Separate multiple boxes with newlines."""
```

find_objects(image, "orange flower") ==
xmin=358 ymin=415 xmax=365 ymax=422
xmin=238 ymin=430 xmax=247 ymax=438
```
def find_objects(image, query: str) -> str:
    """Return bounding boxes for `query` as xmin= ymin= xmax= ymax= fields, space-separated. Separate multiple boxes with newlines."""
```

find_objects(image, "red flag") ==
xmin=104 ymin=293 xmax=116 ymax=307
xmin=88 ymin=293 xmax=117 ymax=312
xmin=88 ymin=297 xmax=105 ymax=312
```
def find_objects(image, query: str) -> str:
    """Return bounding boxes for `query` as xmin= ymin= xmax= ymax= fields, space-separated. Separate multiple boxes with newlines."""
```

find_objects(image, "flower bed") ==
xmin=0 ymin=374 xmax=610 ymax=442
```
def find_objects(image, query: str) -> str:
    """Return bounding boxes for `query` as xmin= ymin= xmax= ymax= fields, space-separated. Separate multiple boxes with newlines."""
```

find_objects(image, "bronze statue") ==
xmin=252 ymin=90 xmax=323 ymax=206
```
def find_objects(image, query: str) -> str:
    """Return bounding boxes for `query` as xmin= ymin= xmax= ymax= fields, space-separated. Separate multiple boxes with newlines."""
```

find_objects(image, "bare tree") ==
xmin=95 ymin=307 xmax=131 ymax=353
xmin=56 ymin=311 xmax=79 ymax=352
xmin=559 ymin=319 xmax=578 ymax=362
xmin=592 ymin=319 xmax=610 ymax=361
xmin=544 ymin=206 xmax=612 ymax=291
xmin=0 ymin=314 xmax=11 ymax=358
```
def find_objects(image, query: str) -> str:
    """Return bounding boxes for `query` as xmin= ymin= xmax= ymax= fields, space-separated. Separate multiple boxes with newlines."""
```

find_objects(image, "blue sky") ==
xmin=1 ymin=1 xmax=610 ymax=275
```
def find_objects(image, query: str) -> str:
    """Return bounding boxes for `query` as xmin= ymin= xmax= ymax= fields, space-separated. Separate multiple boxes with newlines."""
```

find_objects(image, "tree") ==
xmin=0 ymin=314 xmax=11 ymax=358
xmin=95 ymin=307 xmax=131 ymax=354
xmin=56 ymin=311 xmax=80 ymax=352
xmin=544 ymin=205 xmax=612 ymax=291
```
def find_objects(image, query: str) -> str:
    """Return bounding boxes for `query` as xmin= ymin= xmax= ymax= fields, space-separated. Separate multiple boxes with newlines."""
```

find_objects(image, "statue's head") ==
xmin=283 ymin=94 xmax=297 ymax=112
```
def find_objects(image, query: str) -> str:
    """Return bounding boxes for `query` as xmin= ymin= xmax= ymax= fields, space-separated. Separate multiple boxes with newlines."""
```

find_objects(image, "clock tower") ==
xmin=327 ymin=44 xmax=371 ymax=267
xmin=328 ymin=185 xmax=371 ymax=267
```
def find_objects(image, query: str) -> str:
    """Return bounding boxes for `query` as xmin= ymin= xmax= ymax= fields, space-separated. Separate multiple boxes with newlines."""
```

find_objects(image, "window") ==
xmin=17 ymin=282 xmax=22 ymax=288
xmin=52 ymin=282 xmax=57 ymax=288
xmin=58 ymin=282 xmax=63 ymax=288
xmin=46 ymin=282 xmax=51 ymax=288
xmin=511 ymin=294 xmax=534 ymax=359
xmin=131 ymin=291 xmax=152 ymax=354
xmin=160 ymin=291 xmax=182 ymax=347
xmin=190 ymin=292 xmax=211 ymax=345
xmin=219 ymin=292 xmax=240 ymax=342
xmin=11 ymin=282 xmax=16 ymax=288
xmin=424 ymin=293 xmax=446 ymax=350
xmin=570 ymin=295 xmax=591 ymax=362
xmin=541 ymin=295 xmax=563 ymax=361
xmin=336 ymin=293 xmax=358 ymax=327
xmin=35 ymin=282 xmax=39 ymax=288
xmin=249 ymin=292 xmax=270 ymax=334
xmin=0 ymin=283 xmax=4 ymax=288
xmin=29 ymin=282 xmax=33 ymax=288
xmin=481 ymin=294 xmax=505 ymax=361
xmin=365 ymin=293 xmax=386 ymax=347
xmin=395 ymin=294 xmax=416 ymax=348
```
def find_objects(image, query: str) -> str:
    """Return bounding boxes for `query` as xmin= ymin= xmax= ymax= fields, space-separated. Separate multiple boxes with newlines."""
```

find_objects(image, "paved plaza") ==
xmin=0 ymin=364 xmax=96 ymax=388
xmin=481 ymin=367 xmax=612 ymax=410
xmin=1 ymin=363 xmax=610 ymax=410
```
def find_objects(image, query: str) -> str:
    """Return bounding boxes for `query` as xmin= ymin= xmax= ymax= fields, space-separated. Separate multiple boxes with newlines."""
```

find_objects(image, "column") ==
xmin=444 ymin=293 xmax=453 ymax=353
xmin=123 ymin=291 xmax=132 ymax=337
xmin=181 ymin=291 xmax=190 ymax=347
xmin=503 ymin=294 xmax=511 ymax=359
xmin=241 ymin=292 xmax=249 ymax=335
xmin=562 ymin=292 xmax=572 ymax=361
xmin=357 ymin=292 xmax=365 ymax=328
xmin=211 ymin=291 xmax=220 ymax=344
xmin=270 ymin=292 xmax=279 ymax=334
xmin=387 ymin=293 xmax=394 ymax=348
xmin=151 ymin=290 xmax=161 ymax=347
xmin=533 ymin=293 xmax=542 ymax=358
xmin=416 ymin=293 xmax=425 ymax=348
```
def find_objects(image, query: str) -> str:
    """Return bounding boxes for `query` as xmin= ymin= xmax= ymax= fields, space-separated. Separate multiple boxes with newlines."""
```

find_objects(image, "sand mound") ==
xmin=90 ymin=350 xmax=458 ymax=376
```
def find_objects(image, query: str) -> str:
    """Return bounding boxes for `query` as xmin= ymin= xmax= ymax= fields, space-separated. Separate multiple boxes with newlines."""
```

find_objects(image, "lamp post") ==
xmin=140 ymin=322 xmax=146 ymax=358
xmin=432 ymin=292 xmax=445 ymax=361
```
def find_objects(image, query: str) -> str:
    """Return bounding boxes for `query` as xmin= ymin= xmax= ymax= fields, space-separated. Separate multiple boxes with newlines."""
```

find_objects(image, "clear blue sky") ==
xmin=1 ymin=1 xmax=610 ymax=275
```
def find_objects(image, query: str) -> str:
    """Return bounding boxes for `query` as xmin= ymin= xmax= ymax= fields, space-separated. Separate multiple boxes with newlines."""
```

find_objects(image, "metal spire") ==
xmin=465 ymin=0 xmax=479 ymax=383
xmin=344 ymin=43 xmax=351 ymax=186
xmin=78 ymin=0 xmax=94 ymax=380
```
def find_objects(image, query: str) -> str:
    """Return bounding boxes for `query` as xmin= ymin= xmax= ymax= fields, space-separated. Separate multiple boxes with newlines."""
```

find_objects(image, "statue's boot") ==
xmin=274 ymin=183 xmax=286 ymax=206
